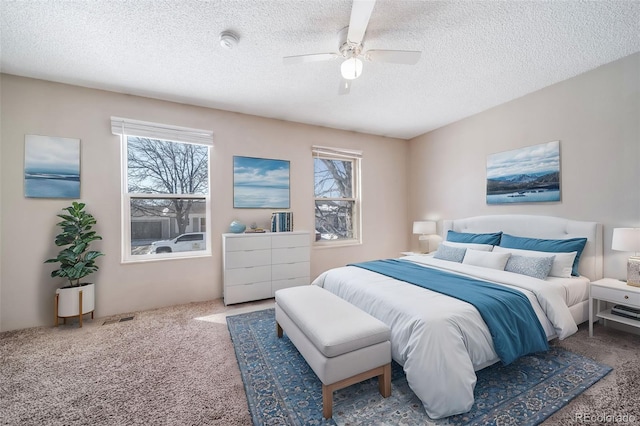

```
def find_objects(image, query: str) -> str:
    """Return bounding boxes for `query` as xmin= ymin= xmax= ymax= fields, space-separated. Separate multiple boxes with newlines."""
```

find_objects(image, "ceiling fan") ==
xmin=283 ymin=0 xmax=422 ymax=95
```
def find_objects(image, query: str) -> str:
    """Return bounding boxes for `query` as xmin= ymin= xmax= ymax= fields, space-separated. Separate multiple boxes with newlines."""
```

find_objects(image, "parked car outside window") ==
xmin=150 ymin=232 xmax=206 ymax=254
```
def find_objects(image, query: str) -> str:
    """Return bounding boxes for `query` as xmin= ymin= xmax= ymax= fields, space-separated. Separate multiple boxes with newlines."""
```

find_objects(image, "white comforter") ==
xmin=311 ymin=255 xmax=578 ymax=419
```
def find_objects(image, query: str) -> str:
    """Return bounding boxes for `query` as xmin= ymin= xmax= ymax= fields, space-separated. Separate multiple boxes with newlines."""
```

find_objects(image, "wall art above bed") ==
xmin=486 ymin=140 xmax=560 ymax=204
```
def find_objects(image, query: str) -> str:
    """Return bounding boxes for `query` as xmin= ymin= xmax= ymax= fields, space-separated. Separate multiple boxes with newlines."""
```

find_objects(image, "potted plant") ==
xmin=45 ymin=201 xmax=104 ymax=326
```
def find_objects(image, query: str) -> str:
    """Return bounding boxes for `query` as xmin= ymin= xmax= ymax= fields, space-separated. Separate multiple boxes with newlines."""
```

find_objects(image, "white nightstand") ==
xmin=589 ymin=278 xmax=640 ymax=337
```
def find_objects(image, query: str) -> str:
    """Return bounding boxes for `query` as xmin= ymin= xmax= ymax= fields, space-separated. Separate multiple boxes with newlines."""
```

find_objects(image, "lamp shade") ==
xmin=341 ymin=57 xmax=363 ymax=80
xmin=413 ymin=221 xmax=436 ymax=235
xmin=611 ymin=228 xmax=640 ymax=253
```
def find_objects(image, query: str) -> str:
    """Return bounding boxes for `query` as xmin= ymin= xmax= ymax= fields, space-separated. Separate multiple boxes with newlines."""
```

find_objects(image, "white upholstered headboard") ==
xmin=442 ymin=215 xmax=603 ymax=281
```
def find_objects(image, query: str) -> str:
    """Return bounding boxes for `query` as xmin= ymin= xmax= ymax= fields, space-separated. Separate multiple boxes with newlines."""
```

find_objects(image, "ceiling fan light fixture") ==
xmin=341 ymin=57 xmax=363 ymax=80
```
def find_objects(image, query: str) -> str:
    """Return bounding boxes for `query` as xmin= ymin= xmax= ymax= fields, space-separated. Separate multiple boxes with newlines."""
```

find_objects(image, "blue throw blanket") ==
xmin=348 ymin=259 xmax=549 ymax=364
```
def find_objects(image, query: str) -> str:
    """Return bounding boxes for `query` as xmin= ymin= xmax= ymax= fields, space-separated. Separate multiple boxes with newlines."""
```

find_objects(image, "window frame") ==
xmin=312 ymin=146 xmax=362 ymax=247
xmin=113 ymin=117 xmax=213 ymax=263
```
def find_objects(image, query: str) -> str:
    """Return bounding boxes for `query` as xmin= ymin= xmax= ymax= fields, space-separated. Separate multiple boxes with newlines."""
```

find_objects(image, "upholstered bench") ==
xmin=275 ymin=285 xmax=392 ymax=419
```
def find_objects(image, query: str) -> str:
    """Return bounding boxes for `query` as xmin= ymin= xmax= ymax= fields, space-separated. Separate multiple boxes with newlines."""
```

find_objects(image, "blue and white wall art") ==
xmin=233 ymin=156 xmax=290 ymax=208
xmin=24 ymin=135 xmax=80 ymax=199
xmin=486 ymin=140 xmax=560 ymax=204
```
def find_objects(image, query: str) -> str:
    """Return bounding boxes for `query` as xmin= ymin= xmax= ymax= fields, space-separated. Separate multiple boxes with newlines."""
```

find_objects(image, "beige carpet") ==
xmin=1 ymin=298 xmax=638 ymax=425
xmin=0 ymin=298 xmax=271 ymax=426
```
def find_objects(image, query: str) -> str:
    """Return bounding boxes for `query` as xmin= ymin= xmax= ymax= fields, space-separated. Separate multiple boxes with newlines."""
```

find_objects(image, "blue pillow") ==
xmin=447 ymin=230 xmax=502 ymax=245
xmin=433 ymin=244 xmax=466 ymax=263
xmin=499 ymin=234 xmax=587 ymax=276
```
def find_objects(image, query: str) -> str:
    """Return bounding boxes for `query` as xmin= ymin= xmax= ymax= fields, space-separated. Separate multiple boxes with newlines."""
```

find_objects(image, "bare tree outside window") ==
xmin=125 ymin=136 xmax=209 ymax=256
xmin=127 ymin=137 xmax=208 ymax=236
xmin=314 ymin=157 xmax=358 ymax=241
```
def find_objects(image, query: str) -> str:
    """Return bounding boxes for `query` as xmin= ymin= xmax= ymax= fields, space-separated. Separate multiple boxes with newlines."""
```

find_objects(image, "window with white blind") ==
xmin=111 ymin=117 xmax=213 ymax=262
xmin=313 ymin=146 xmax=362 ymax=245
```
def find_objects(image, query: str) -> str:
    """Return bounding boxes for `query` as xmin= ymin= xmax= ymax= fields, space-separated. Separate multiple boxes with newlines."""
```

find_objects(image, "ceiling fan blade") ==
xmin=338 ymin=79 xmax=351 ymax=95
xmin=347 ymin=0 xmax=376 ymax=44
xmin=365 ymin=49 xmax=422 ymax=65
xmin=283 ymin=53 xmax=339 ymax=65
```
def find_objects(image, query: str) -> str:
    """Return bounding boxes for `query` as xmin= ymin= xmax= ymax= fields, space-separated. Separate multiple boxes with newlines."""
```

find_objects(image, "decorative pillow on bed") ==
xmin=462 ymin=249 xmax=511 ymax=270
xmin=447 ymin=230 xmax=502 ymax=245
xmin=441 ymin=241 xmax=494 ymax=252
xmin=493 ymin=246 xmax=577 ymax=278
xmin=498 ymin=234 xmax=587 ymax=276
xmin=433 ymin=244 xmax=466 ymax=263
xmin=504 ymin=254 xmax=555 ymax=280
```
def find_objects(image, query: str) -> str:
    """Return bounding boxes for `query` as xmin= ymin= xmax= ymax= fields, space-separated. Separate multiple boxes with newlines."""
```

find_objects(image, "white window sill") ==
xmin=313 ymin=240 xmax=362 ymax=249
xmin=121 ymin=251 xmax=212 ymax=264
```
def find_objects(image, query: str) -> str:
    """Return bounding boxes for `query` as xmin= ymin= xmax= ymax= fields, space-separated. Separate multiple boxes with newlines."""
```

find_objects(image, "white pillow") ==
xmin=442 ymin=241 xmax=493 ymax=252
xmin=493 ymin=246 xmax=577 ymax=278
xmin=462 ymin=249 xmax=511 ymax=270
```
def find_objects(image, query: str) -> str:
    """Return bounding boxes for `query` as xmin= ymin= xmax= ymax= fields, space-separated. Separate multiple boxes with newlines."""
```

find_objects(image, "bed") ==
xmin=311 ymin=215 xmax=603 ymax=419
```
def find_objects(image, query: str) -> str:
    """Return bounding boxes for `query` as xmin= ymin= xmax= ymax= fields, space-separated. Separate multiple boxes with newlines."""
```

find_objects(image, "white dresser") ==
xmin=222 ymin=231 xmax=310 ymax=305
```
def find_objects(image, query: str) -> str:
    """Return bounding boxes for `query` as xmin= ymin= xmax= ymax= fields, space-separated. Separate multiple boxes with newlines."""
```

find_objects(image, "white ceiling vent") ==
xmin=219 ymin=31 xmax=239 ymax=50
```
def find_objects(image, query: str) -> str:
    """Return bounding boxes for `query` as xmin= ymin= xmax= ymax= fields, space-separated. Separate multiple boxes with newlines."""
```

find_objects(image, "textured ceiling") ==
xmin=1 ymin=0 xmax=639 ymax=140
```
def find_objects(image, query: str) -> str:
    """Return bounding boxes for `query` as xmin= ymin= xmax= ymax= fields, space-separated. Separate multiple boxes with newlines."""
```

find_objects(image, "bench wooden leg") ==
xmin=322 ymin=384 xmax=333 ymax=419
xmin=321 ymin=363 xmax=392 ymax=419
xmin=379 ymin=363 xmax=391 ymax=397
xmin=276 ymin=322 xmax=283 ymax=338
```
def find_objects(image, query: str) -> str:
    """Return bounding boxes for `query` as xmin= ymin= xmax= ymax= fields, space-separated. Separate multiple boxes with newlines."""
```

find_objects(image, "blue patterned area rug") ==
xmin=227 ymin=308 xmax=611 ymax=426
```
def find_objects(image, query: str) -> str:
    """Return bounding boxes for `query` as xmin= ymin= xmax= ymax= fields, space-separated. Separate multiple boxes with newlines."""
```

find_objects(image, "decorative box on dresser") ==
xmin=222 ymin=231 xmax=310 ymax=305
xmin=589 ymin=278 xmax=640 ymax=337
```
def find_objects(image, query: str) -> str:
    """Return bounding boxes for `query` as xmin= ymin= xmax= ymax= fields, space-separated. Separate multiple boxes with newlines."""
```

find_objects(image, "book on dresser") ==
xmin=222 ymin=231 xmax=310 ymax=305
xmin=271 ymin=211 xmax=293 ymax=232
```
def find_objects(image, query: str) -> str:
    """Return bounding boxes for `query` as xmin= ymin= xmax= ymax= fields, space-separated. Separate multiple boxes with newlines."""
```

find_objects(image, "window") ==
xmin=112 ymin=117 xmax=213 ymax=262
xmin=313 ymin=146 xmax=361 ymax=244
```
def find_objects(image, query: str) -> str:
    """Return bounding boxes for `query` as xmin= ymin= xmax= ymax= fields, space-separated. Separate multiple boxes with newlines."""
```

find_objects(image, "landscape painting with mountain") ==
xmin=486 ymin=141 xmax=560 ymax=204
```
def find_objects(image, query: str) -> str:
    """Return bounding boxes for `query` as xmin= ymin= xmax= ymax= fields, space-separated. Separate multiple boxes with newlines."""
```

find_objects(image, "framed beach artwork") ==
xmin=24 ymin=135 xmax=80 ymax=199
xmin=486 ymin=140 xmax=560 ymax=204
xmin=233 ymin=156 xmax=290 ymax=208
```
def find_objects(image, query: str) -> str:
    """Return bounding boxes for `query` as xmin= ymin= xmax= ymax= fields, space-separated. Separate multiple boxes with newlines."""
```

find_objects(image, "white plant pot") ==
xmin=56 ymin=283 xmax=95 ymax=317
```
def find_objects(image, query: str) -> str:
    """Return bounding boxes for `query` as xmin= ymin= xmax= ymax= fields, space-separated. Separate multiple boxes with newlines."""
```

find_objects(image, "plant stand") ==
xmin=54 ymin=284 xmax=95 ymax=327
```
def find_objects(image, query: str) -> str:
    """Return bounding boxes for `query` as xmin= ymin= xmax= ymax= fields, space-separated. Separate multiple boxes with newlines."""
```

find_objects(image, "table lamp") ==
xmin=611 ymin=228 xmax=640 ymax=287
xmin=413 ymin=221 xmax=437 ymax=253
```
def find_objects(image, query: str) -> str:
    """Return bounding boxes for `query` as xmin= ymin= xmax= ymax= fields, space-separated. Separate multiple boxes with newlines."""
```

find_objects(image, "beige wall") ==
xmin=0 ymin=75 xmax=408 ymax=331
xmin=408 ymin=53 xmax=640 ymax=279
xmin=3 ymin=52 xmax=638 ymax=332
xmin=0 ymin=77 xmax=3 ymax=326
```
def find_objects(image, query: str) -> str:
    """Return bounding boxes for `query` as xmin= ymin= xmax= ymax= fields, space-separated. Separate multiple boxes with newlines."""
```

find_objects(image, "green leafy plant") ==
xmin=45 ymin=202 xmax=104 ymax=287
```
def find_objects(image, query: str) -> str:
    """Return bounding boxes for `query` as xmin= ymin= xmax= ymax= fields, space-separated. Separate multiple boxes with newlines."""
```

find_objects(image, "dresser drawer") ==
xmin=272 ymin=247 xmax=310 ymax=264
xmin=271 ymin=233 xmax=309 ymax=249
xmin=225 ymin=235 xmax=271 ymax=252
xmin=272 ymin=261 xmax=310 ymax=281
xmin=591 ymin=285 xmax=640 ymax=306
xmin=225 ymin=265 xmax=271 ymax=286
xmin=225 ymin=249 xmax=271 ymax=269
xmin=272 ymin=277 xmax=310 ymax=294
xmin=224 ymin=281 xmax=271 ymax=305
